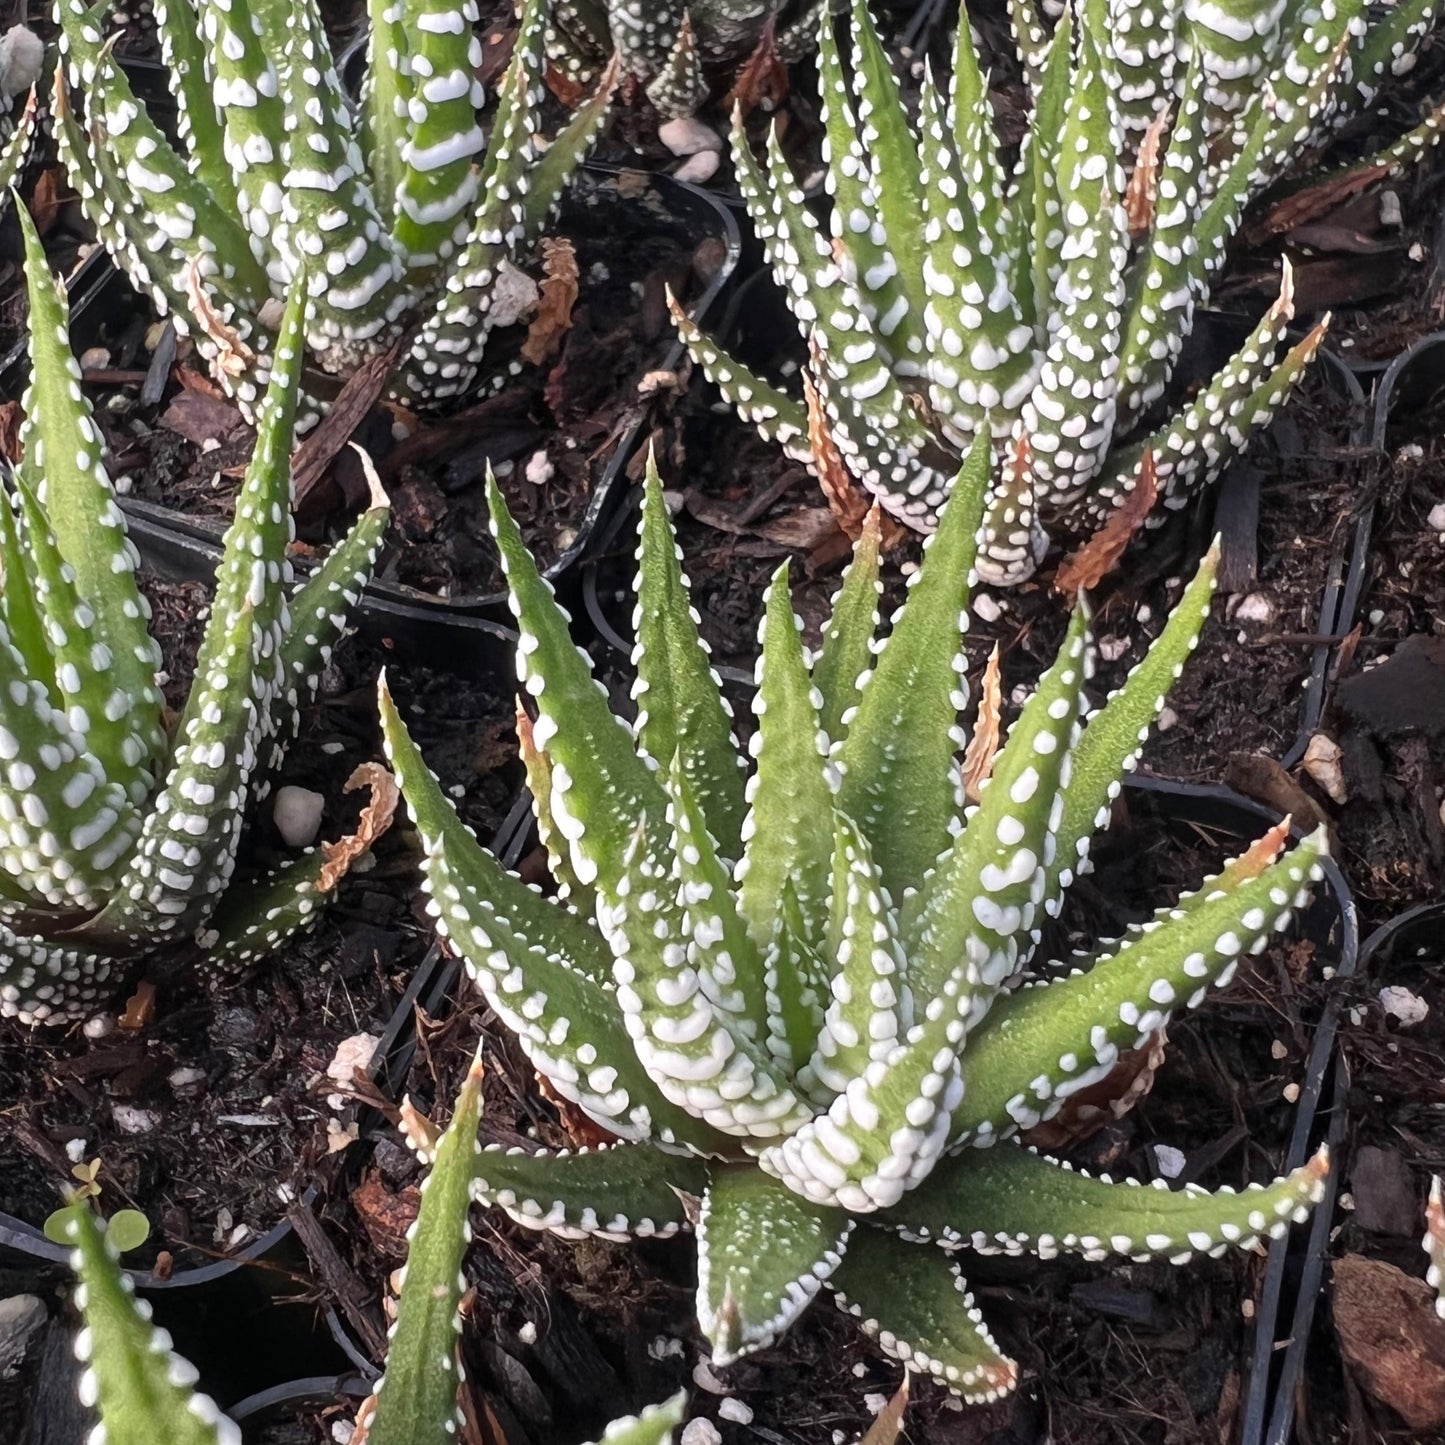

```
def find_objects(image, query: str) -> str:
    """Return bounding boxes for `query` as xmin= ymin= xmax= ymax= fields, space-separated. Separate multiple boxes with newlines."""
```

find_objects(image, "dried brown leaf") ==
xmin=184 ymin=258 xmax=256 ymax=381
xmin=27 ymin=164 xmax=62 ymax=238
xmin=858 ymin=1376 xmax=909 ymax=1445
xmin=962 ymin=644 xmax=1002 ymax=804
xmin=117 ymin=980 xmax=156 ymax=1032
xmin=1023 ymin=1028 xmax=1168 ymax=1149
xmin=1055 ymin=448 xmax=1159 ymax=597
xmin=317 ymin=763 xmax=399 ymax=893
xmin=535 ymin=1070 xmax=619 ymax=1148
xmin=398 ymin=1095 xmax=442 ymax=1160
xmin=520 ymin=237 xmax=580 ymax=367
xmin=0 ymin=400 xmax=23 ymax=465
xmin=728 ymin=10 xmax=788 ymax=118
xmin=1125 ymin=107 xmax=1169 ymax=240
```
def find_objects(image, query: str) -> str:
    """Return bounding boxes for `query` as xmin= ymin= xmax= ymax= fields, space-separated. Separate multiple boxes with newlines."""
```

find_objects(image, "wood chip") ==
xmin=1055 ymin=449 xmax=1158 ymax=597
xmin=117 ymin=981 xmax=156 ymax=1032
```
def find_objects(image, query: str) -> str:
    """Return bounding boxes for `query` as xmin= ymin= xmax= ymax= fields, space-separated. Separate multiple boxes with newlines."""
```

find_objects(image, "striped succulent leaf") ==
xmin=0 ymin=228 xmax=390 ymax=1025
xmin=55 ymin=0 xmax=612 ymax=424
xmin=679 ymin=0 xmax=1440 ymax=584
xmin=376 ymin=446 xmax=1333 ymax=1396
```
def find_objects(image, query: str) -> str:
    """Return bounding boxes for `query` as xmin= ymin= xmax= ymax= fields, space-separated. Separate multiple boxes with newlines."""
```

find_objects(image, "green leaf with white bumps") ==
xmin=585 ymin=1393 xmax=687 ymax=1445
xmin=0 ymin=258 xmax=384 ymax=1025
xmin=389 ymin=479 xmax=1334 ymax=1396
xmin=58 ymin=1202 xmax=240 ymax=1445
xmin=830 ymin=1228 xmax=1018 ymax=1400
xmin=698 ymin=1165 xmax=852 ymax=1364
xmin=366 ymin=1045 xmax=486 ymax=1445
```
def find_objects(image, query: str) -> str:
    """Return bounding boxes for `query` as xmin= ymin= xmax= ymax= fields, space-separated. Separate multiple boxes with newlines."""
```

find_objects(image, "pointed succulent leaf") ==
xmin=17 ymin=207 xmax=166 ymax=808
xmin=0 ymin=917 xmax=126 ymax=1024
xmin=0 ymin=86 xmax=36 ymax=197
xmin=1046 ymin=544 xmax=1218 ymax=905
xmin=802 ymin=807 xmax=910 ymax=1097
xmin=150 ymin=0 xmax=237 ymax=208
xmin=886 ymin=1140 xmax=1330 ymax=1261
xmin=364 ymin=1045 xmax=485 ymax=1445
xmin=378 ymin=676 xmax=730 ymax=1156
xmin=813 ymin=507 xmax=883 ymax=747
xmin=57 ymin=1201 xmax=240 ymax=1445
xmin=584 ymin=1394 xmax=687 ymax=1445
xmin=79 ymin=279 xmax=307 ymax=947
xmin=1350 ymin=0 xmax=1438 ymax=105
xmin=697 ymin=1164 xmax=852 ymax=1365
xmin=950 ymin=826 xmax=1328 ymax=1142
xmin=472 ymin=1139 xmax=710 ymax=1239
xmin=518 ymin=55 xmax=618 ymax=245
xmin=829 ymin=1228 xmax=1018 ymax=1401
xmin=633 ymin=458 xmax=746 ymax=858
xmin=836 ymin=438 xmax=989 ymax=899
xmin=736 ymin=562 xmax=838 ymax=955
xmin=359 ymin=0 xmax=413 ymax=216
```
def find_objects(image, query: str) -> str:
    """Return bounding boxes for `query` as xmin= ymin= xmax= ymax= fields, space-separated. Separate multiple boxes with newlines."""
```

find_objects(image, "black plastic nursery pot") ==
xmin=1256 ymin=901 xmax=1444 ymax=1442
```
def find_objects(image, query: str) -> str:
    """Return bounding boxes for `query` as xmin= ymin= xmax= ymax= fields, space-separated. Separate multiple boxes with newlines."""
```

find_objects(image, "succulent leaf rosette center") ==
xmin=379 ymin=439 xmax=1331 ymax=1397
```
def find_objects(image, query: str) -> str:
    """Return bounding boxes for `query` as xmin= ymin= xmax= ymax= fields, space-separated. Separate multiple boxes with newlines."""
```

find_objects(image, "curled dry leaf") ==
xmin=184 ymin=257 xmax=256 ymax=379
xmin=1055 ymin=449 xmax=1159 ymax=597
xmin=1125 ymin=107 xmax=1169 ymax=240
xmin=117 ymin=980 xmax=156 ymax=1032
xmin=727 ymin=10 xmax=788 ymax=118
xmin=1023 ymin=1028 xmax=1168 ymax=1150
xmin=858 ymin=1375 xmax=910 ymax=1445
xmin=536 ymin=1069 xmax=621 ymax=1148
xmin=317 ymin=763 xmax=399 ymax=893
xmin=804 ymin=356 xmax=906 ymax=549
xmin=520 ymin=236 xmax=580 ymax=366
xmin=398 ymin=1095 xmax=443 ymax=1161
xmin=962 ymin=645 xmax=1003 ymax=805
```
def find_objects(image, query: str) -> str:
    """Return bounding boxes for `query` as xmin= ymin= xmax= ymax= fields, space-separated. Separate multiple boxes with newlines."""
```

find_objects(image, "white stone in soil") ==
xmin=674 ymin=150 xmax=721 ymax=185
xmin=1302 ymin=732 xmax=1347 ymax=804
xmin=326 ymin=1032 xmax=381 ymax=1107
xmin=1378 ymin=985 xmax=1429 ymax=1028
xmin=0 ymin=26 xmax=44 ymax=99
xmin=273 ymin=785 xmax=325 ymax=847
xmin=1233 ymin=592 xmax=1277 ymax=625
xmin=112 ymin=1104 xmax=162 ymax=1136
xmin=1153 ymin=1143 xmax=1186 ymax=1179
xmin=719 ymin=1399 xmax=754 ymax=1425
xmin=83 ymin=1013 xmax=115 ymax=1040
xmin=168 ymin=1065 xmax=208 ymax=1095
xmin=1427 ymin=501 xmax=1445 ymax=534
xmin=659 ymin=117 xmax=723 ymax=157
xmin=682 ymin=1421 xmax=722 ymax=1445
xmin=525 ymin=450 xmax=554 ymax=487
xmin=0 ymin=1294 xmax=45 ymax=1378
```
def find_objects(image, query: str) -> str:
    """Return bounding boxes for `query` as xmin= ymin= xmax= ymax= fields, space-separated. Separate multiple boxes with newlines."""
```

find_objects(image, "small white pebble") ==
xmin=111 ymin=1105 xmax=161 ymax=1136
xmin=78 ymin=346 xmax=111 ymax=372
xmin=1156 ymin=706 xmax=1179 ymax=733
xmin=524 ymin=450 xmax=554 ymax=487
xmin=321 ymin=741 xmax=346 ymax=755
xmin=448 ymin=784 xmax=466 ymax=799
xmin=1282 ymin=1082 xmax=1300 ymax=1103
xmin=1427 ymin=501 xmax=1445 ymax=533
xmin=83 ymin=1014 xmax=115 ymax=1040
xmin=1270 ymin=1039 xmax=1288 ymax=1061
xmin=0 ymin=25 xmax=45 ymax=98
xmin=1379 ymin=190 xmax=1403 ymax=227
xmin=168 ymin=1066 xmax=207 ymax=1094
xmin=675 ymin=150 xmax=721 ymax=186
xmin=1378 ymin=985 xmax=1429 ymax=1027
xmin=276 ymin=1183 xmax=295 ymax=1204
xmin=681 ymin=1420 xmax=721 ymax=1445
xmin=852 ymin=1361 xmax=867 ymax=1377
xmin=273 ymin=785 xmax=325 ymax=848
xmin=1410 ymin=241 xmax=1427 ymax=262
xmin=719 ymin=1400 xmax=753 ymax=1424
xmin=693 ymin=1360 xmax=729 ymax=1394
xmin=331 ymin=1421 xmax=355 ymax=1445
xmin=658 ymin=116 xmax=723 ymax=156
xmin=1154 ymin=1144 xmax=1186 ymax=1179
xmin=1339 ymin=1192 xmax=1356 ymax=1211
xmin=326 ymin=1033 xmax=380 ymax=1107
xmin=65 ymin=1138 xmax=88 ymax=1163
xmin=864 ymin=1393 xmax=889 ymax=1417
xmin=1234 ymin=592 xmax=1277 ymax=626
xmin=518 ymin=1321 xmax=537 ymax=1345
xmin=1097 ymin=635 xmax=1129 ymax=663
xmin=972 ymin=592 xmax=1002 ymax=623
xmin=649 ymin=1335 xmax=684 ymax=1360
xmin=1241 ymin=1297 xmax=1255 ymax=1320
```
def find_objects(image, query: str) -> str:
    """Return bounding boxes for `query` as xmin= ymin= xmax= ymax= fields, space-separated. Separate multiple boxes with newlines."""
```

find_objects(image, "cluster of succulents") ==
xmin=677 ymin=0 xmax=1440 ymax=582
xmin=373 ymin=446 xmax=1332 ymax=1394
xmin=546 ymin=0 xmax=823 ymax=118
xmin=0 ymin=212 xmax=390 ymax=1025
xmin=54 ymin=0 xmax=613 ymax=423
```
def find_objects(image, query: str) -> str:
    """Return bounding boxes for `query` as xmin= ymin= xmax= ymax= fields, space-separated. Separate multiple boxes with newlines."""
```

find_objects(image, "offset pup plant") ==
xmin=377 ymin=438 xmax=1331 ymax=1398
xmin=0 ymin=215 xmax=391 ymax=1025
xmin=53 ymin=1116 xmax=686 ymax=1445
xmin=676 ymin=0 xmax=1436 ymax=583
xmin=546 ymin=0 xmax=822 ymax=118
xmin=54 ymin=0 xmax=612 ymax=422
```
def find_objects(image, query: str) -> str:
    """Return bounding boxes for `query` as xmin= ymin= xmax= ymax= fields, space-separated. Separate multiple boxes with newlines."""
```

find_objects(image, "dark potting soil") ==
xmin=0 ymin=570 xmax=520 ymax=1271
xmin=302 ymin=770 xmax=1341 ymax=1445
xmin=93 ymin=168 xmax=731 ymax=605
